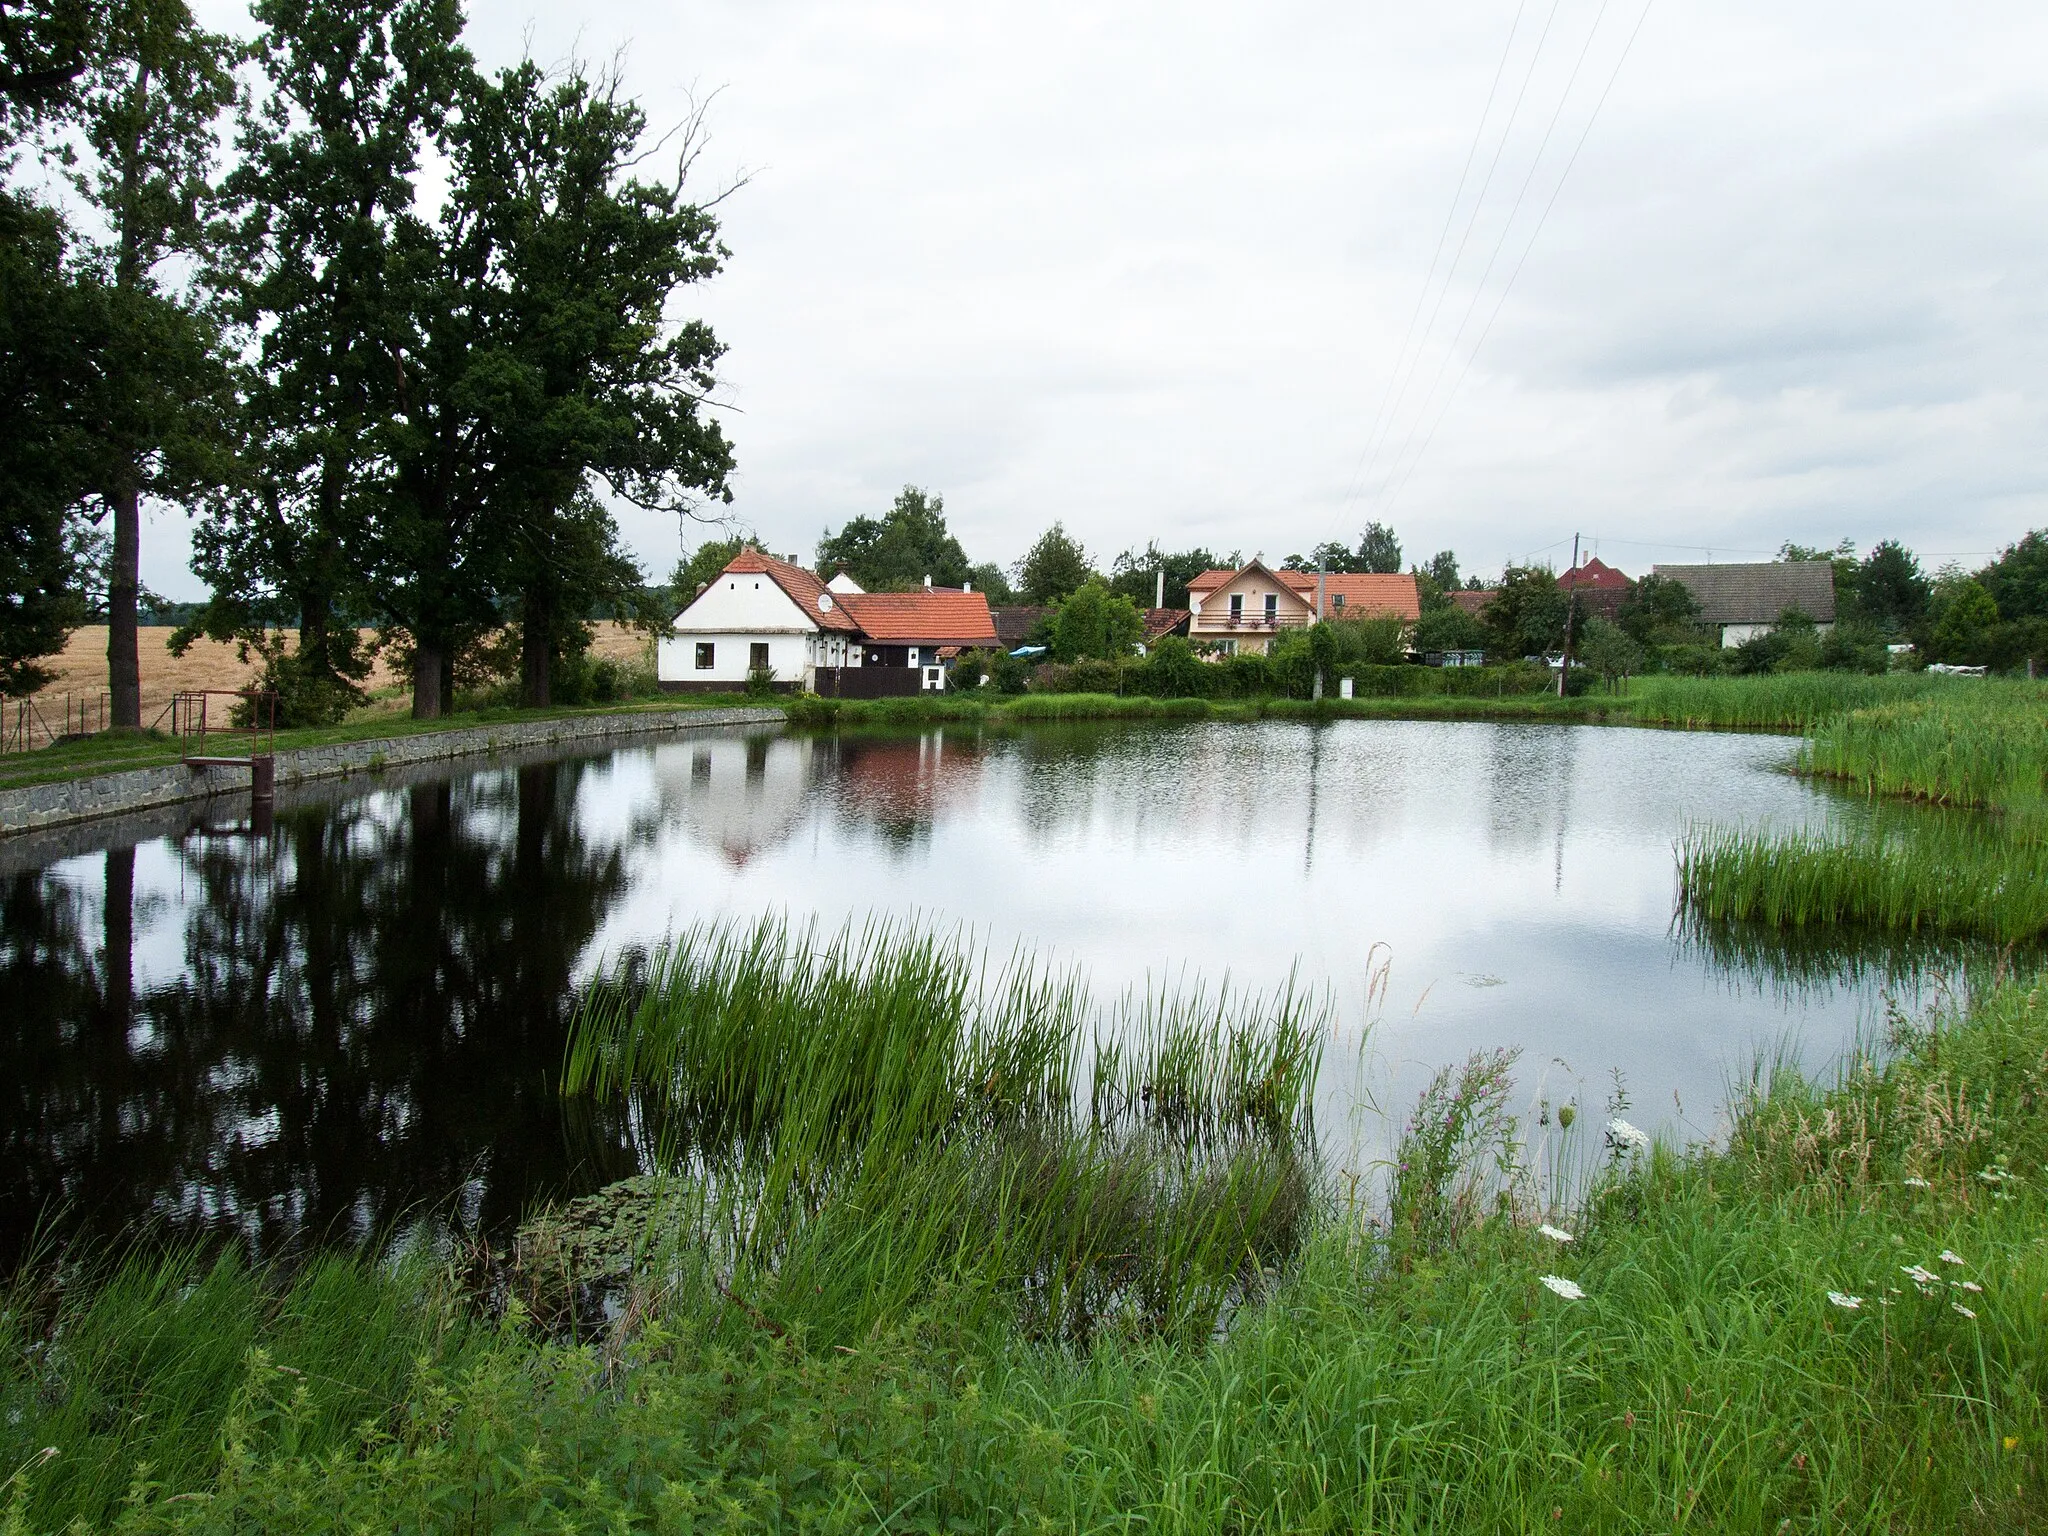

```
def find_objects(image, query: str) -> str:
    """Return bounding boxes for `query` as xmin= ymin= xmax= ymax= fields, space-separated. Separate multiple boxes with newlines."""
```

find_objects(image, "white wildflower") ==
xmin=1539 ymin=1224 xmax=1575 ymax=1244
xmin=1954 ymin=1280 xmax=1984 ymax=1294
xmin=1826 ymin=1291 xmax=1862 ymax=1310
xmin=1977 ymin=1169 xmax=2011 ymax=1184
xmin=1606 ymin=1118 xmax=1650 ymax=1151
xmin=1939 ymin=1250 xmax=1966 ymax=1267
xmin=1953 ymin=1303 xmax=1978 ymax=1320
xmin=1902 ymin=1177 xmax=1932 ymax=1189
xmin=1902 ymin=1264 xmax=1940 ymax=1289
xmin=1539 ymin=1275 xmax=1586 ymax=1301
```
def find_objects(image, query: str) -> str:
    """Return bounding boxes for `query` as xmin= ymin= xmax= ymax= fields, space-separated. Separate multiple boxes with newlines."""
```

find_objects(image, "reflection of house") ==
xmin=1651 ymin=561 xmax=1836 ymax=647
xmin=657 ymin=551 xmax=997 ymax=693
xmin=1558 ymin=556 xmax=1632 ymax=621
xmin=1185 ymin=561 xmax=1420 ymax=655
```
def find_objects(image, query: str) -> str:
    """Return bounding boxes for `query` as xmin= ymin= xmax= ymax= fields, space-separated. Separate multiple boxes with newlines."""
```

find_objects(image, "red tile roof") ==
xmin=1560 ymin=556 xmax=1631 ymax=591
xmin=1187 ymin=564 xmax=1419 ymax=621
xmin=837 ymin=590 xmax=998 ymax=646
xmin=720 ymin=548 xmax=863 ymax=631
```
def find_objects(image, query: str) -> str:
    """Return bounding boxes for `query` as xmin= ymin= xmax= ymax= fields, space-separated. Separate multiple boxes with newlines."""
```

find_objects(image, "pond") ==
xmin=0 ymin=717 xmax=1965 ymax=1268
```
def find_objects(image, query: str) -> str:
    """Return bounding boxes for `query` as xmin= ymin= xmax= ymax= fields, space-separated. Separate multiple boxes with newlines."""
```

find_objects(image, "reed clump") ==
xmin=1803 ymin=687 xmax=2048 ymax=819
xmin=559 ymin=916 xmax=1324 ymax=1346
xmin=1679 ymin=821 xmax=2048 ymax=943
xmin=1628 ymin=670 xmax=1963 ymax=731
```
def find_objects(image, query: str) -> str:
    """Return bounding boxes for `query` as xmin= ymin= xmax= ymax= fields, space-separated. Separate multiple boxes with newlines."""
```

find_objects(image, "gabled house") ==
xmin=1558 ymin=556 xmax=1633 ymax=621
xmin=1185 ymin=562 xmax=1420 ymax=654
xmin=656 ymin=550 xmax=997 ymax=693
xmin=1650 ymin=561 xmax=1837 ymax=647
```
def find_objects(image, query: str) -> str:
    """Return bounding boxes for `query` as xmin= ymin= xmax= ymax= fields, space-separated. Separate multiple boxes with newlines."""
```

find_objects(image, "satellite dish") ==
xmin=817 ymin=592 xmax=834 ymax=612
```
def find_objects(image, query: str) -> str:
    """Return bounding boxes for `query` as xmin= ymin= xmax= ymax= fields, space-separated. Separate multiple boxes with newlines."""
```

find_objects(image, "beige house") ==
xmin=1186 ymin=561 xmax=1421 ymax=654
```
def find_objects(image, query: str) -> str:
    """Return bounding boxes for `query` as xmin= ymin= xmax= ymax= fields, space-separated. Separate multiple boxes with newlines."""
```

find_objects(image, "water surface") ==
xmin=0 ymin=718 xmax=1963 ymax=1266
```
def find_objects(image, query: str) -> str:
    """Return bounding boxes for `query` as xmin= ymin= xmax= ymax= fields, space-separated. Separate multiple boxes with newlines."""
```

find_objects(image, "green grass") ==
xmin=1803 ymin=687 xmax=2048 ymax=819
xmin=10 ymin=957 xmax=2048 ymax=1530
xmin=1627 ymin=671 xmax=1968 ymax=731
xmin=1679 ymin=821 xmax=2048 ymax=944
xmin=560 ymin=916 xmax=1323 ymax=1348
xmin=0 ymin=694 xmax=765 ymax=793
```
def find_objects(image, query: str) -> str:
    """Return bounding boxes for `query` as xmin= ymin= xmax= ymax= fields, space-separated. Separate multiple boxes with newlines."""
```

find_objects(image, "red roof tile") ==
xmin=837 ymin=590 xmax=998 ymax=646
xmin=1188 ymin=563 xmax=1419 ymax=621
xmin=1560 ymin=556 xmax=1632 ymax=591
xmin=719 ymin=548 xmax=862 ymax=631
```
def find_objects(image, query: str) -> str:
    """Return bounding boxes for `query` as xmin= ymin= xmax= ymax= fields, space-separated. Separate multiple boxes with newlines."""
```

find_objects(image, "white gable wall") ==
xmin=658 ymin=572 xmax=852 ymax=688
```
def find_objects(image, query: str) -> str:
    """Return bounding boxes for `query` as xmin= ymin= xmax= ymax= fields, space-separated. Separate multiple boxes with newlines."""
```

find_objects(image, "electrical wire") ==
xmin=1379 ymin=0 xmax=1659 ymax=519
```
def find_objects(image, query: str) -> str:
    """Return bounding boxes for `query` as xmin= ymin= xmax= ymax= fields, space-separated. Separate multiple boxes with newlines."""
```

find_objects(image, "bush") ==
xmin=1138 ymin=635 xmax=1207 ymax=698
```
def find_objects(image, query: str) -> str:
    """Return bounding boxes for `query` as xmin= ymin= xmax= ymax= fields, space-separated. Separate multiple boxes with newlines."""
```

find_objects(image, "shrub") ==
xmin=1139 ymin=635 xmax=1207 ymax=698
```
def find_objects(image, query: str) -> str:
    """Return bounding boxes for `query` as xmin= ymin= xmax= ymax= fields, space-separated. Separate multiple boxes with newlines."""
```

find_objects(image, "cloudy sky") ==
xmin=159 ymin=0 xmax=2048 ymax=595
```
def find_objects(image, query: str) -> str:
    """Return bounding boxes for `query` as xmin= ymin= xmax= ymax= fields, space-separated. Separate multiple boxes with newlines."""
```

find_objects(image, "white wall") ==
xmin=662 ymin=574 xmax=833 ymax=685
xmin=1719 ymin=621 xmax=1835 ymax=648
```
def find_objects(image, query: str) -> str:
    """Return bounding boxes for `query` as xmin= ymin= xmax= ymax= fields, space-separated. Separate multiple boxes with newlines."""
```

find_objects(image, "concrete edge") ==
xmin=0 ymin=706 xmax=786 ymax=837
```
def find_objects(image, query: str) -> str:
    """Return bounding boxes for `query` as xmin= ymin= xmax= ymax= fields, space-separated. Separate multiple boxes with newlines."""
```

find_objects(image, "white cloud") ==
xmin=158 ymin=0 xmax=2048 ymax=596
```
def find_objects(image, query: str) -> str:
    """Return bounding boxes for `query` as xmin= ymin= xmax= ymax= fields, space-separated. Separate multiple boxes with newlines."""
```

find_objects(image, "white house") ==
xmin=657 ymin=550 xmax=999 ymax=694
xmin=656 ymin=549 xmax=863 ymax=692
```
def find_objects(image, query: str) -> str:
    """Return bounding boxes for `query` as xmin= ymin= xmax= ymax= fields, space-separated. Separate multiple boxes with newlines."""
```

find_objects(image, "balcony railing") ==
xmin=1190 ymin=610 xmax=1309 ymax=632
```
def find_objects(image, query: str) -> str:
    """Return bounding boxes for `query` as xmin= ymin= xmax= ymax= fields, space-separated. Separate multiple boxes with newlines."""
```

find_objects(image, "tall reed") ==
xmin=1628 ymin=671 xmax=1959 ymax=731
xmin=561 ymin=916 xmax=1326 ymax=1344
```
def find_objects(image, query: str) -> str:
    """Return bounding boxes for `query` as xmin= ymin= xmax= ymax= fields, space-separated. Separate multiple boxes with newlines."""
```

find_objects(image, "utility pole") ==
xmin=1556 ymin=533 xmax=1580 ymax=698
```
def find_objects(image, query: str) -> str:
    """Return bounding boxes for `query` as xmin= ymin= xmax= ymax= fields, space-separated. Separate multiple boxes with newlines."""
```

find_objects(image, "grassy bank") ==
xmin=1678 ymin=681 xmax=2048 ymax=945
xmin=0 ymin=695 xmax=764 ymax=794
xmin=7 ymin=929 xmax=2048 ymax=1530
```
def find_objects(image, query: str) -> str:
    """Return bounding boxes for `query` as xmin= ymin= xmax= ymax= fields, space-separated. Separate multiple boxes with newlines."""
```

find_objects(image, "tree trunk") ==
xmin=108 ymin=483 xmax=142 ymax=728
xmin=106 ymin=60 xmax=153 ymax=732
xmin=411 ymin=635 xmax=446 ymax=719
xmin=520 ymin=585 xmax=552 ymax=708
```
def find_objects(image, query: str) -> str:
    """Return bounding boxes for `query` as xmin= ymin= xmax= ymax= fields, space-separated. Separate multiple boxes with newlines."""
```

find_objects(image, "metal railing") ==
xmin=1190 ymin=611 xmax=1309 ymax=632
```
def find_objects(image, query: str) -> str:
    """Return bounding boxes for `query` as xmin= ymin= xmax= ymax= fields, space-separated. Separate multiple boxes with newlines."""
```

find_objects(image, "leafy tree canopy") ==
xmin=1014 ymin=521 xmax=1093 ymax=605
xmin=1931 ymin=576 xmax=1998 ymax=663
xmin=1978 ymin=531 xmax=2047 ymax=622
xmin=1855 ymin=540 xmax=1931 ymax=633
xmin=1411 ymin=603 xmax=1486 ymax=655
xmin=1049 ymin=576 xmax=1141 ymax=661
xmin=1280 ymin=524 xmax=1403 ymax=575
xmin=1483 ymin=565 xmax=1567 ymax=660
xmin=818 ymin=486 xmax=971 ymax=591
xmin=1616 ymin=572 xmax=1702 ymax=645
xmin=1107 ymin=541 xmax=1231 ymax=609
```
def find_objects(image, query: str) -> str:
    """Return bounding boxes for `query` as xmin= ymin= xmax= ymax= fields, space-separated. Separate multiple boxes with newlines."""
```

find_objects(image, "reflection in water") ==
xmin=0 ymin=718 xmax=1993 ymax=1269
xmin=1 ymin=758 xmax=644 ymax=1268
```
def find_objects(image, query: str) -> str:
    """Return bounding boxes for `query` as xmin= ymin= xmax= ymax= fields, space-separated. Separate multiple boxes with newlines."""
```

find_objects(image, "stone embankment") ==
xmin=0 ymin=706 xmax=783 ymax=836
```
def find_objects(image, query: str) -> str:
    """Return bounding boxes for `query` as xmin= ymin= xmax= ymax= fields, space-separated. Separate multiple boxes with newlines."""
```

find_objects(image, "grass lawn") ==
xmin=0 ymin=693 xmax=767 ymax=794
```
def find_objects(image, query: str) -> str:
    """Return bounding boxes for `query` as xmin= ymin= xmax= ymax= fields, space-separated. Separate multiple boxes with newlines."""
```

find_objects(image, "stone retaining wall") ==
xmin=0 ymin=706 xmax=783 ymax=836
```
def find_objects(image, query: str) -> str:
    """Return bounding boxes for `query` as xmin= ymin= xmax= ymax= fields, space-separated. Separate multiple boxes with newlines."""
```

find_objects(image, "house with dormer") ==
xmin=657 ymin=550 xmax=996 ymax=693
xmin=1185 ymin=561 xmax=1421 ymax=654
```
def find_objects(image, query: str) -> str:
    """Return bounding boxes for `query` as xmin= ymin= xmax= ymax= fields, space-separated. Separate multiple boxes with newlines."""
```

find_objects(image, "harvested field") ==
xmin=25 ymin=623 xmax=654 ymax=731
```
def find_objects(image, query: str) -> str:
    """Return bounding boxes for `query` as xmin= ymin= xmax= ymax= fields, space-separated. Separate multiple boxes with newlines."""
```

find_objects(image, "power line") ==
xmin=1371 ymin=0 xmax=1618 ymax=510
xmin=1380 ymin=0 xmax=1658 ymax=518
xmin=1345 ymin=0 xmax=1563 ymax=510
xmin=1342 ymin=0 xmax=1531 ymax=511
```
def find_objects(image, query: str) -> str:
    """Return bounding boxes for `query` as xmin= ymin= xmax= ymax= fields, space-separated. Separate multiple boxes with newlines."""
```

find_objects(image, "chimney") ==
xmin=1155 ymin=570 xmax=1164 ymax=609
xmin=924 ymin=574 xmax=932 ymax=590
xmin=964 ymin=579 xmax=972 ymax=592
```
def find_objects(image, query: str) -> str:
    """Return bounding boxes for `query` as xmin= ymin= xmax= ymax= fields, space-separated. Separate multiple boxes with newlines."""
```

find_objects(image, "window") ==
xmin=1264 ymin=593 xmax=1278 ymax=622
xmin=1229 ymin=593 xmax=1243 ymax=621
xmin=695 ymin=642 xmax=715 ymax=670
xmin=1333 ymin=593 xmax=1346 ymax=610
xmin=750 ymin=641 xmax=770 ymax=670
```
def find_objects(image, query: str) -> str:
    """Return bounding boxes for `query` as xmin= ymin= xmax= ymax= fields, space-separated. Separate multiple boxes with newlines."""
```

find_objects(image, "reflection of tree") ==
xmin=1485 ymin=724 xmax=1578 ymax=853
xmin=0 ymin=761 xmax=642 ymax=1269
